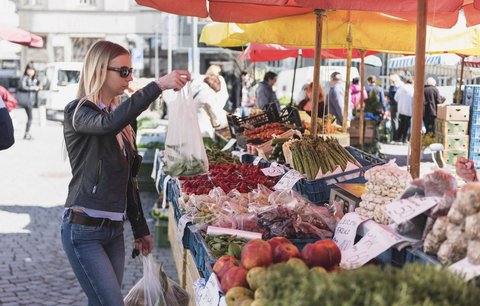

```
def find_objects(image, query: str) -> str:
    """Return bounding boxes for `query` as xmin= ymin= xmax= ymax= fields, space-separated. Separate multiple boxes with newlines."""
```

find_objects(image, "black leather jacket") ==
xmin=63 ymin=82 xmax=162 ymax=238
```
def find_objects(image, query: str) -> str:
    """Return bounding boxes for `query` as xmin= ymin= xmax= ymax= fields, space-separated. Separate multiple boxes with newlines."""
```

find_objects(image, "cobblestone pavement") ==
xmin=0 ymin=109 xmax=177 ymax=305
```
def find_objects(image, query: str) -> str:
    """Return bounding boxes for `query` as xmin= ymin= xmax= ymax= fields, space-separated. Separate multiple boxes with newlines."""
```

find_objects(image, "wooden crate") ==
xmin=437 ymin=104 xmax=470 ymax=121
xmin=436 ymin=134 xmax=469 ymax=150
xmin=168 ymin=205 xmax=187 ymax=288
xmin=436 ymin=120 xmax=469 ymax=136
xmin=185 ymin=251 xmax=202 ymax=306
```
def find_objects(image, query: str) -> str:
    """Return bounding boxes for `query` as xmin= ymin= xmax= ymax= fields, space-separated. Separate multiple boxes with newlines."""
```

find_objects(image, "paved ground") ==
xmin=0 ymin=109 xmax=177 ymax=305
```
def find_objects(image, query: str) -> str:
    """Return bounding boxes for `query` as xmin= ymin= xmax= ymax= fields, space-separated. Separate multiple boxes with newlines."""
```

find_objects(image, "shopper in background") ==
xmin=61 ymin=40 xmax=190 ymax=305
xmin=240 ymin=71 xmax=256 ymax=117
xmin=256 ymin=71 xmax=281 ymax=114
xmin=423 ymin=77 xmax=443 ymax=135
xmin=17 ymin=64 xmax=41 ymax=140
xmin=0 ymin=96 xmax=14 ymax=150
xmin=193 ymin=74 xmax=224 ymax=138
xmin=394 ymin=77 xmax=414 ymax=143
xmin=387 ymin=74 xmax=403 ymax=140
xmin=297 ymin=81 xmax=325 ymax=118
xmin=456 ymin=157 xmax=478 ymax=182
xmin=326 ymin=72 xmax=345 ymax=124
xmin=350 ymin=77 xmax=367 ymax=117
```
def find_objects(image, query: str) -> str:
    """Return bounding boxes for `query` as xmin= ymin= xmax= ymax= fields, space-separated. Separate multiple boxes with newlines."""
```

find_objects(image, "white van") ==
xmin=38 ymin=62 xmax=83 ymax=122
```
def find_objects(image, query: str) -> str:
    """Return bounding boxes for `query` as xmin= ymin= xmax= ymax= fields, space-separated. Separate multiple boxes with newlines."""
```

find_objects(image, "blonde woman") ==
xmin=61 ymin=40 xmax=190 ymax=305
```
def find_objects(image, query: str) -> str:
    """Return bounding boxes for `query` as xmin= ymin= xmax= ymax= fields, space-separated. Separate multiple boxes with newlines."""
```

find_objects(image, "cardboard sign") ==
xmin=333 ymin=213 xmax=369 ymax=251
xmin=199 ymin=273 xmax=221 ymax=306
xmin=161 ymin=175 xmax=172 ymax=209
xmin=221 ymin=139 xmax=237 ymax=151
xmin=384 ymin=197 xmax=441 ymax=225
xmin=261 ymin=165 xmax=286 ymax=177
xmin=449 ymin=258 xmax=480 ymax=281
xmin=274 ymin=169 xmax=303 ymax=190
xmin=340 ymin=220 xmax=404 ymax=269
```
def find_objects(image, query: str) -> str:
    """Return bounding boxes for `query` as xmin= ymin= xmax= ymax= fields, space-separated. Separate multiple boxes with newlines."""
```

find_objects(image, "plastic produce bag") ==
xmin=164 ymin=85 xmax=209 ymax=177
xmin=124 ymin=255 xmax=162 ymax=306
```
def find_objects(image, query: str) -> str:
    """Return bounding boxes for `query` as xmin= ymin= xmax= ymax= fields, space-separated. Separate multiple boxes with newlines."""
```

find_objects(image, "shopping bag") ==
xmin=15 ymin=91 xmax=32 ymax=108
xmin=164 ymin=84 xmax=209 ymax=177
xmin=124 ymin=255 xmax=162 ymax=306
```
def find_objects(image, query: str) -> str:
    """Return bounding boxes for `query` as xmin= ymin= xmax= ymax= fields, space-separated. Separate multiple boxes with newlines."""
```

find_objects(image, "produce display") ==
xmin=180 ymin=164 xmax=278 ymax=194
xmin=205 ymin=234 xmax=247 ymax=259
xmin=303 ymin=114 xmax=341 ymax=134
xmin=429 ymin=183 xmax=480 ymax=265
xmin=212 ymin=238 xmax=342 ymax=306
xmin=284 ymin=137 xmax=359 ymax=180
xmin=355 ymin=161 xmax=412 ymax=224
xmin=205 ymin=144 xmax=239 ymax=165
xmin=179 ymin=186 xmax=337 ymax=240
xmin=164 ymin=155 xmax=207 ymax=177
xmin=255 ymin=263 xmax=480 ymax=305
xmin=243 ymin=123 xmax=287 ymax=143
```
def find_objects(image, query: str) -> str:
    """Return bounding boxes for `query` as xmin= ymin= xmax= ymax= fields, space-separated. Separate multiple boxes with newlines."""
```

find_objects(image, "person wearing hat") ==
xmin=326 ymin=72 xmax=345 ymax=124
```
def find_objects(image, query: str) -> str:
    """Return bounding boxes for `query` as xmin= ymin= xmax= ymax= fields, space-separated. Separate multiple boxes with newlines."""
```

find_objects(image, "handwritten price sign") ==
xmin=261 ymin=166 xmax=286 ymax=177
xmin=273 ymin=169 xmax=304 ymax=190
xmin=384 ymin=197 xmax=441 ymax=225
xmin=340 ymin=221 xmax=404 ymax=269
xmin=199 ymin=273 xmax=221 ymax=306
xmin=253 ymin=156 xmax=263 ymax=166
xmin=333 ymin=213 xmax=369 ymax=251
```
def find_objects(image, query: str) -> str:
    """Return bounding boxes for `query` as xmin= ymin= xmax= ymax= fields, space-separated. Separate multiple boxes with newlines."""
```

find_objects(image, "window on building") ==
xmin=23 ymin=0 xmax=43 ymax=6
xmin=71 ymin=37 xmax=100 ymax=62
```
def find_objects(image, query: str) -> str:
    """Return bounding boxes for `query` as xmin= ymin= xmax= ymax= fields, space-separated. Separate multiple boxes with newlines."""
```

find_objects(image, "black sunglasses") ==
xmin=107 ymin=66 xmax=133 ymax=78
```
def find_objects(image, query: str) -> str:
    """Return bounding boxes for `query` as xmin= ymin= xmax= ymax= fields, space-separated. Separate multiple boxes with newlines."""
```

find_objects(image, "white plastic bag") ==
xmin=124 ymin=255 xmax=162 ymax=306
xmin=164 ymin=85 xmax=209 ymax=177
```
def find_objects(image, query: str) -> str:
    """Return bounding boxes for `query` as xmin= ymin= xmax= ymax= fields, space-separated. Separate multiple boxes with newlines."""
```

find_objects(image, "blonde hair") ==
xmin=73 ymin=40 xmax=134 ymax=150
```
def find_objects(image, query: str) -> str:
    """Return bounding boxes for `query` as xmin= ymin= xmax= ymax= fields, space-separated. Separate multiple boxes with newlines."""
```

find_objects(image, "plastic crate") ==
xmin=290 ymin=238 xmax=318 ymax=250
xmin=240 ymin=153 xmax=272 ymax=168
xmin=189 ymin=230 xmax=217 ymax=279
xmin=292 ymin=146 xmax=385 ymax=204
xmin=375 ymin=248 xmax=407 ymax=267
xmin=405 ymin=248 xmax=441 ymax=265
xmin=227 ymin=105 xmax=303 ymax=138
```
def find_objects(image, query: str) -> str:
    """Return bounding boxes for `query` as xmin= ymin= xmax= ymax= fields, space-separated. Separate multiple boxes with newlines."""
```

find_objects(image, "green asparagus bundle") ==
xmin=289 ymin=137 xmax=359 ymax=180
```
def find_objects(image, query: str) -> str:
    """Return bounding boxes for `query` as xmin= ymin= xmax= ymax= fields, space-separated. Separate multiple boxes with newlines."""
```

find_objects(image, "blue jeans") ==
xmin=61 ymin=211 xmax=125 ymax=306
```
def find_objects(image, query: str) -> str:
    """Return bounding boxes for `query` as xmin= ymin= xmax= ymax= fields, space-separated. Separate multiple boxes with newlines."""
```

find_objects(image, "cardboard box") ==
xmin=436 ymin=134 xmax=469 ymax=150
xmin=437 ymin=104 xmax=470 ymax=121
xmin=436 ymin=120 xmax=469 ymax=136
xmin=444 ymin=149 xmax=468 ymax=165
xmin=348 ymin=119 xmax=376 ymax=139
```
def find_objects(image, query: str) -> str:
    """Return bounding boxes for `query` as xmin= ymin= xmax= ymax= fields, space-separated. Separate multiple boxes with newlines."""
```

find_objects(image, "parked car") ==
xmin=38 ymin=62 xmax=82 ymax=122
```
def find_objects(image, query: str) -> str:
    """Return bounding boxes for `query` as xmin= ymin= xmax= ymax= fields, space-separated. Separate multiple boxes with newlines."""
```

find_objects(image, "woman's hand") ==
xmin=156 ymin=70 xmax=191 ymax=91
xmin=456 ymin=157 xmax=478 ymax=182
xmin=135 ymin=234 xmax=154 ymax=256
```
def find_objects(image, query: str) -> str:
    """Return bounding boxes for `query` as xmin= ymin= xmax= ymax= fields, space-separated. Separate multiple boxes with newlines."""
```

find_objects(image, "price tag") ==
xmin=253 ymin=156 xmax=262 ymax=166
xmin=176 ymin=215 xmax=192 ymax=249
xmin=340 ymin=221 xmax=404 ymax=270
xmin=261 ymin=166 xmax=286 ymax=177
xmin=449 ymin=258 xmax=480 ymax=281
xmin=273 ymin=169 xmax=303 ymax=190
xmin=221 ymin=139 xmax=237 ymax=152
xmin=199 ymin=273 xmax=221 ymax=306
xmin=333 ymin=213 xmax=369 ymax=251
xmin=384 ymin=197 xmax=441 ymax=225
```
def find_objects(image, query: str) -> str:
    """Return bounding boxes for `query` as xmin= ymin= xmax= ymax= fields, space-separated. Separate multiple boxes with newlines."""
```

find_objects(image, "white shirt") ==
xmin=395 ymin=84 xmax=414 ymax=117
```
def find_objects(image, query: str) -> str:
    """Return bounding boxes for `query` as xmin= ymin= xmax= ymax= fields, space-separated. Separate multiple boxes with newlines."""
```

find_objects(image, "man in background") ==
xmin=256 ymin=71 xmax=281 ymax=114
xmin=327 ymin=72 xmax=345 ymax=124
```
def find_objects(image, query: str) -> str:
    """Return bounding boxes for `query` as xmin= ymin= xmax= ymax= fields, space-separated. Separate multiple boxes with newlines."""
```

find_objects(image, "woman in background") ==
xmin=18 ymin=64 xmax=40 ymax=140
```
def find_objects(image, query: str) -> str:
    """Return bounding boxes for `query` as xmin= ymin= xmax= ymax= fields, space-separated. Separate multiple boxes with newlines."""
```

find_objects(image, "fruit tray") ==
xmin=292 ymin=146 xmax=385 ymax=204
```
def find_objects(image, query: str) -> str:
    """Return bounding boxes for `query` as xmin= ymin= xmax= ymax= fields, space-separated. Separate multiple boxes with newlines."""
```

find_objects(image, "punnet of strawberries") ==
xmin=180 ymin=163 xmax=279 ymax=194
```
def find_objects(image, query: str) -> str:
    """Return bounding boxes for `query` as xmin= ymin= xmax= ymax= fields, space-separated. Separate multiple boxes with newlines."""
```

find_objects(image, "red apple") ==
xmin=213 ymin=255 xmax=239 ymax=280
xmin=273 ymin=242 xmax=300 ymax=263
xmin=267 ymin=237 xmax=291 ymax=251
xmin=221 ymin=266 xmax=248 ymax=293
xmin=301 ymin=240 xmax=341 ymax=269
xmin=241 ymin=239 xmax=273 ymax=270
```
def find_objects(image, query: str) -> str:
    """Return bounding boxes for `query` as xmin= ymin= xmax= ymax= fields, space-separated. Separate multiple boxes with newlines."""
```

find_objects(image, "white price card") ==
xmin=221 ymin=139 xmax=237 ymax=152
xmin=384 ymin=197 xmax=441 ymax=225
xmin=200 ymin=273 xmax=221 ymax=306
xmin=253 ymin=156 xmax=263 ymax=166
xmin=274 ymin=169 xmax=304 ymax=190
xmin=340 ymin=221 xmax=404 ymax=270
xmin=261 ymin=165 xmax=286 ymax=177
xmin=176 ymin=215 xmax=192 ymax=249
xmin=333 ymin=213 xmax=369 ymax=251
xmin=449 ymin=258 xmax=480 ymax=281
xmin=161 ymin=175 xmax=172 ymax=209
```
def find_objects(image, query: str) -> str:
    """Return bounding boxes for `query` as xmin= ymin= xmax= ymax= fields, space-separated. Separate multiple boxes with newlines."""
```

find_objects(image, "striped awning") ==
xmin=388 ymin=54 xmax=462 ymax=69
xmin=465 ymin=56 xmax=480 ymax=68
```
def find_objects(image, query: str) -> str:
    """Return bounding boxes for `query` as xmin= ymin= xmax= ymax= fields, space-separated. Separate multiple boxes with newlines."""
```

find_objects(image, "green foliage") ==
xmin=260 ymin=263 xmax=480 ymax=306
